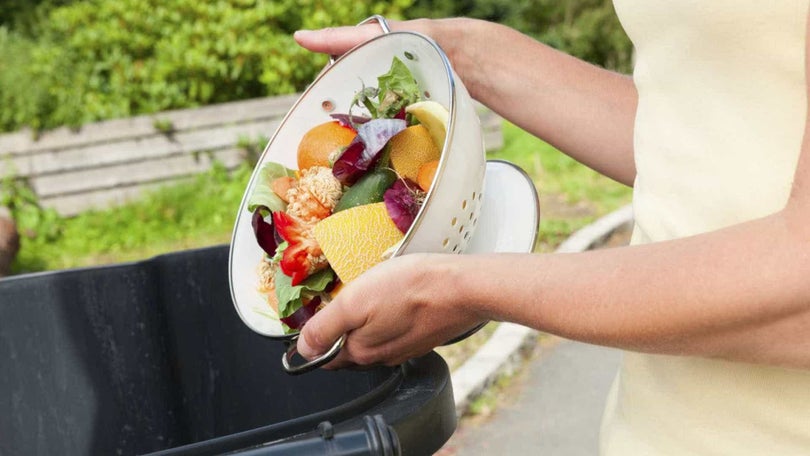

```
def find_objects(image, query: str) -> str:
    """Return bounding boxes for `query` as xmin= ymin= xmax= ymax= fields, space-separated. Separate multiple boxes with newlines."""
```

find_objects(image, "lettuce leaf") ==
xmin=348 ymin=57 xmax=420 ymax=121
xmin=247 ymin=162 xmax=296 ymax=213
xmin=270 ymin=241 xmax=288 ymax=264
xmin=274 ymin=267 xmax=335 ymax=320
xmin=280 ymin=297 xmax=321 ymax=331
xmin=376 ymin=57 xmax=421 ymax=119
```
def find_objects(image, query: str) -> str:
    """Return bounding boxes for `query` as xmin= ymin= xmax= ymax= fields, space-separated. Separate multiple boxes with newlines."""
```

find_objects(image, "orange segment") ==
xmin=297 ymin=121 xmax=357 ymax=170
xmin=313 ymin=202 xmax=404 ymax=283
xmin=389 ymin=125 xmax=441 ymax=181
xmin=417 ymin=159 xmax=439 ymax=192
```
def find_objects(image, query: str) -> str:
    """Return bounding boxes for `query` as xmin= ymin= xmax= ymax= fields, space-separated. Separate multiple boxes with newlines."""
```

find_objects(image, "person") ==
xmin=293 ymin=2 xmax=810 ymax=454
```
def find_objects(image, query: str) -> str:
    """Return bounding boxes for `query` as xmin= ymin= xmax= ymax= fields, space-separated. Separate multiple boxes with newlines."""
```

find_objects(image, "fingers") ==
xmin=298 ymin=297 xmax=366 ymax=359
xmin=294 ymin=24 xmax=387 ymax=57
xmin=319 ymin=342 xmax=416 ymax=370
xmin=294 ymin=19 xmax=435 ymax=58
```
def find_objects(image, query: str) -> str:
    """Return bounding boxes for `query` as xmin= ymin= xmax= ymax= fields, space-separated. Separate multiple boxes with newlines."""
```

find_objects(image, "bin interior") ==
xmin=0 ymin=246 xmax=399 ymax=455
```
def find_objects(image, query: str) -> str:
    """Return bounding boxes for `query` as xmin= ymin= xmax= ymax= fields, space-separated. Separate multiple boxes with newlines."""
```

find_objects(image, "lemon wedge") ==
xmin=405 ymin=101 xmax=449 ymax=151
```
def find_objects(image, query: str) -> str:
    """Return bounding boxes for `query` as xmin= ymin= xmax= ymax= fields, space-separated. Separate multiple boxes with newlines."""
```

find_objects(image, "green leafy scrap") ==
xmin=349 ymin=57 xmax=421 ymax=120
xmin=376 ymin=56 xmax=421 ymax=118
xmin=247 ymin=162 xmax=296 ymax=213
xmin=274 ymin=267 xmax=335 ymax=319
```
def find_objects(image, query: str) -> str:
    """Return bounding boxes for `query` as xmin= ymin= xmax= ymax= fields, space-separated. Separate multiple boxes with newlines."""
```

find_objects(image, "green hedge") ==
xmin=0 ymin=0 xmax=631 ymax=134
xmin=0 ymin=0 xmax=411 ymax=133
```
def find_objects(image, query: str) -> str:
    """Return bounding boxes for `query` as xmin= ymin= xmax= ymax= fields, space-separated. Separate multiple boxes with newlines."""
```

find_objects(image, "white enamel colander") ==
xmin=229 ymin=17 xmax=539 ymax=374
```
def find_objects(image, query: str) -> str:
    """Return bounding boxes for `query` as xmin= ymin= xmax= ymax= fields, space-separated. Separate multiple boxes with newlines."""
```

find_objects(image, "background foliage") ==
xmin=0 ymin=0 xmax=631 ymax=134
xmin=0 ymin=0 xmax=411 ymax=132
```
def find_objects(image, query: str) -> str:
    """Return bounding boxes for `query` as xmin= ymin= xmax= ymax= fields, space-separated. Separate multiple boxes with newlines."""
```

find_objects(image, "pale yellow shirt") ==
xmin=602 ymin=1 xmax=810 ymax=454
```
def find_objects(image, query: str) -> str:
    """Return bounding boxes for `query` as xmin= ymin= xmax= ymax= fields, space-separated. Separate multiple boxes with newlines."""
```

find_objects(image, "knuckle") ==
xmin=303 ymin=325 xmax=327 ymax=351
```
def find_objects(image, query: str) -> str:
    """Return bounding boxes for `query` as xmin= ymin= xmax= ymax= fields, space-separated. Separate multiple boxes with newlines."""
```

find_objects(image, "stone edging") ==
xmin=451 ymin=204 xmax=634 ymax=415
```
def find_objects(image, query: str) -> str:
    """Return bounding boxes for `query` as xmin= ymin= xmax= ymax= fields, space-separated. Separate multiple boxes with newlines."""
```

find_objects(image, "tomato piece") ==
xmin=281 ymin=243 xmax=310 ymax=286
xmin=273 ymin=211 xmax=322 ymax=286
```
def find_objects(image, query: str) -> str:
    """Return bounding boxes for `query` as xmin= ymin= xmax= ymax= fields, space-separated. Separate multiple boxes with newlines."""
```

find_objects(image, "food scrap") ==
xmin=246 ymin=57 xmax=450 ymax=333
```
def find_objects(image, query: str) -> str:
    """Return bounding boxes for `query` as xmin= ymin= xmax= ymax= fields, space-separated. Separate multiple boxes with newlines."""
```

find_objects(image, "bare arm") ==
xmin=298 ymin=16 xmax=810 ymax=370
xmin=295 ymin=18 xmax=638 ymax=185
xmin=460 ymin=208 xmax=810 ymax=368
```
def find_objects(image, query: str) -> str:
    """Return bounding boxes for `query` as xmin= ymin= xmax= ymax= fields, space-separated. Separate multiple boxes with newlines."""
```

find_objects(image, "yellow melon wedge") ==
xmin=313 ymin=202 xmax=404 ymax=283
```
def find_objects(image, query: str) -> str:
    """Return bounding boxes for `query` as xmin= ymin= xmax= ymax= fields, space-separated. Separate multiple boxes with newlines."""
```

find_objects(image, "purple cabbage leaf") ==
xmin=332 ymin=118 xmax=406 ymax=185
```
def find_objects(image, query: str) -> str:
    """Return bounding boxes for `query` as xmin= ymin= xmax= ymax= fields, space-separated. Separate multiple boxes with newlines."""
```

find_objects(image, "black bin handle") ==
xmin=228 ymin=415 xmax=400 ymax=456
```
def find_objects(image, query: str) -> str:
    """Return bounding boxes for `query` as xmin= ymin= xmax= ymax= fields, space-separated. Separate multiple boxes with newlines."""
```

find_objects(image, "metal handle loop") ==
xmin=358 ymin=14 xmax=392 ymax=34
xmin=328 ymin=15 xmax=392 ymax=64
xmin=282 ymin=334 xmax=346 ymax=375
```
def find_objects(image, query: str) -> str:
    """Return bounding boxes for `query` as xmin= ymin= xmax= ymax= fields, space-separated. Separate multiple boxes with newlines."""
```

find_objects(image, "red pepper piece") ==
xmin=273 ymin=212 xmax=322 ymax=286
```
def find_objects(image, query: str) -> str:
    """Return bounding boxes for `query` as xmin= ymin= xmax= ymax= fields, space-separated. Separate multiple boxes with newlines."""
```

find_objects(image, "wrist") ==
xmin=401 ymin=18 xmax=489 ymax=101
xmin=437 ymin=18 xmax=485 ymax=100
xmin=419 ymin=253 xmax=491 ymax=321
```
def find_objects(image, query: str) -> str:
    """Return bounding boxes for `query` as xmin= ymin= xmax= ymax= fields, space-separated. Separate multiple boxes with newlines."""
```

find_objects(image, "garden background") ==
xmin=0 ymin=0 xmax=633 ymax=274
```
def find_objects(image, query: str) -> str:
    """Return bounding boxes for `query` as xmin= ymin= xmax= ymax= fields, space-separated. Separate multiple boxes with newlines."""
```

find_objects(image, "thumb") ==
xmin=298 ymin=298 xmax=365 ymax=360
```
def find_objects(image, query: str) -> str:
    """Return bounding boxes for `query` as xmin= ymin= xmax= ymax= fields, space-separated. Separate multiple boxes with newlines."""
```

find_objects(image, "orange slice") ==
xmin=416 ymin=159 xmax=439 ymax=192
xmin=297 ymin=121 xmax=356 ymax=170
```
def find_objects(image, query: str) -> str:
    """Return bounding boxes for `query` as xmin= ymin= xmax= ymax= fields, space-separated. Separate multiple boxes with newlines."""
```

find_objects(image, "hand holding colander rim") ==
xmin=228 ymin=16 xmax=540 ymax=374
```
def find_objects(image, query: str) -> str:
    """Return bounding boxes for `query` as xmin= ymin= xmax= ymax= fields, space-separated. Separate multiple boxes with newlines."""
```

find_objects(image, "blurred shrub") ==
xmin=0 ymin=0 xmax=72 ymax=34
xmin=0 ymin=0 xmax=411 ymax=133
xmin=511 ymin=0 xmax=634 ymax=72
xmin=405 ymin=0 xmax=633 ymax=73
xmin=0 ymin=0 xmax=631 ymax=134
xmin=0 ymin=28 xmax=50 ymax=132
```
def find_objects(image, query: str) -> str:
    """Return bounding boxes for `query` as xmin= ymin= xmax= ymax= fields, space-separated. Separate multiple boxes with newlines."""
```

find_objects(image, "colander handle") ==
xmin=282 ymin=333 xmax=346 ymax=375
xmin=328 ymin=15 xmax=392 ymax=65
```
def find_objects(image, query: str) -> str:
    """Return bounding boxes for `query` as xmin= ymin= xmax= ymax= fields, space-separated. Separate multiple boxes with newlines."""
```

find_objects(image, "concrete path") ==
xmin=440 ymin=338 xmax=623 ymax=455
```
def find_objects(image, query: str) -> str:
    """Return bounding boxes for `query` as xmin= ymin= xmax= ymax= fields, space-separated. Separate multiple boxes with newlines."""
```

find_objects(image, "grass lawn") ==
xmin=10 ymin=162 xmax=249 ymax=273
xmin=494 ymin=122 xmax=632 ymax=252
xmin=9 ymin=122 xmax=632 ymax=274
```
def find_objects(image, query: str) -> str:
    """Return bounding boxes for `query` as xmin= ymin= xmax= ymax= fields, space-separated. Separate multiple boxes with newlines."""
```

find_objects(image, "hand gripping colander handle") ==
xmin=328 ymin=15 xmax=392 ymax=65
xmin=282 ymin=334 xmax=346 ymax=375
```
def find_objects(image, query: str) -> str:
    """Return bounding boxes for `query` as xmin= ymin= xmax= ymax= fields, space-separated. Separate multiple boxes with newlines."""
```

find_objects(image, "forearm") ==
xmin=426 ymin=18 xmax=638 ymax=185
xmin=448 ymin=209 xmax=810 ymax=368
xmin=296 ymin=19 xmax=638 ymax=185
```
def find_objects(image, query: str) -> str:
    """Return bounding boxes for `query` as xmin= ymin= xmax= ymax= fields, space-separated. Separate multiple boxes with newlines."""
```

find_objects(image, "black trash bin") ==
xmin=0 ymin=245 xmax=456 ymax=455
